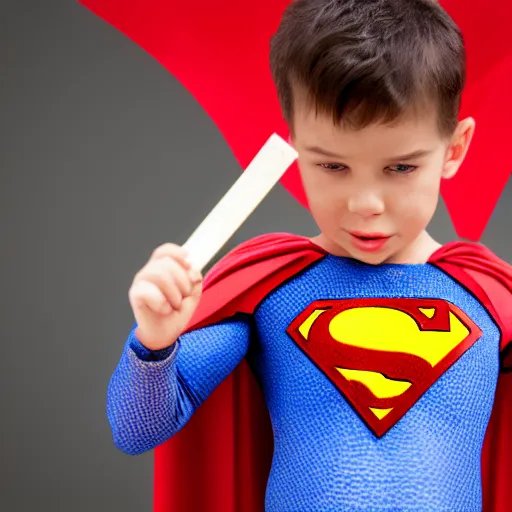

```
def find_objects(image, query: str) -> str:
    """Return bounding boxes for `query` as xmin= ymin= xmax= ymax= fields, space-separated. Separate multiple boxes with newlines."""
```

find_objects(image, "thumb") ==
xmin=189 ymin=279 xmax=203 ymax=299
xmin=179 ymin=281 xmax=202 ymax=320
xmin=188 ymin=267 xmax=203 ymax=284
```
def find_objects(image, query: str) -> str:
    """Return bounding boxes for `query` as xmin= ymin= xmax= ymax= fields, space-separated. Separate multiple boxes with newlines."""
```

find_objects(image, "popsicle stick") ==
xmin=182 ymin=133 xmax=298 ymax=271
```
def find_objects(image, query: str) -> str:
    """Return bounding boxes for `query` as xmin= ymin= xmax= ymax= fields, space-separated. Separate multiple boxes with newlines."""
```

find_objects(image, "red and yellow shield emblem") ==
xmin=286 ymin=298 xmax=482 ymax=437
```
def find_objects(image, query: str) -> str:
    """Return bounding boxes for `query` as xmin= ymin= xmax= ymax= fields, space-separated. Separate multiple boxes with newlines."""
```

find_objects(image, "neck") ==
xmin=385 ymin=231 xmax=442 ymax=264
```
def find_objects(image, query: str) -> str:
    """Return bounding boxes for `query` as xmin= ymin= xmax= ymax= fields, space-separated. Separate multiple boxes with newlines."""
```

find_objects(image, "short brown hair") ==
xmin=269 ymin=0 xmax=466 ymax=137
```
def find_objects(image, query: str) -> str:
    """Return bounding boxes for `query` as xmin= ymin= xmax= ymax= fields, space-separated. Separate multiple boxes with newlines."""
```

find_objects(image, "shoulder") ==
xmin=225 ymin=232 xmax=313 ymax=256
xmin=433 ymin=241 xmax=512 ymax=362
xmin=204 ymin=232 xmax=326 ymax=285
xmin=430 ymin=241 xmax=512 ymax=284
xmin=432 ymin=240 xmax=510 ymax=265
xmin=185 ymin=233 xmax=327 ymax=333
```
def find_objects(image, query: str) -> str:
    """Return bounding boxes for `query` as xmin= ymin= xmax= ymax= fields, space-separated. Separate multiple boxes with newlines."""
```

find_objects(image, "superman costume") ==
xmin=107 ymin=233 xmax=512 ymax=512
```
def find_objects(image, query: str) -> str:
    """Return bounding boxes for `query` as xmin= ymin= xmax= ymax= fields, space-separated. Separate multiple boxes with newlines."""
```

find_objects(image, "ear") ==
xmin=442 ymin=117 xmax=476 ymax=179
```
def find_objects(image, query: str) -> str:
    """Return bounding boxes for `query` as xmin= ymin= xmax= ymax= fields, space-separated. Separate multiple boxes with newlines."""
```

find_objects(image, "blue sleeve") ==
xmin=106 ymin=316 xmax=251 ymax=455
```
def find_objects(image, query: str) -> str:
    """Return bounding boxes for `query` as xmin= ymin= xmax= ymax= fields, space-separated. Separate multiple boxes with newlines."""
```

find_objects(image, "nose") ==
xmin=347 ymin=190 xmax=385 ymax=218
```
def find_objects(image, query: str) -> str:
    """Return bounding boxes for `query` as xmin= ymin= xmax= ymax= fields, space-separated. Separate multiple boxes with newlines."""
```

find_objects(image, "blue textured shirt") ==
xmin=107 ymin=255 xmax=500 ymax=511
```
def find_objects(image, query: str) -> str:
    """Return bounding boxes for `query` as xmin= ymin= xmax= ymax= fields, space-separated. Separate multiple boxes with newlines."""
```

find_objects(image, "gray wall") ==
xmin=1 ymin=2 xmax=510 ymax=511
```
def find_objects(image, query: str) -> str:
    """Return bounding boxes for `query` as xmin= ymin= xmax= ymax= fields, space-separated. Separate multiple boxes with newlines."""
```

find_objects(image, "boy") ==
xmin=107 ymin=0 xmax=512 ymax=510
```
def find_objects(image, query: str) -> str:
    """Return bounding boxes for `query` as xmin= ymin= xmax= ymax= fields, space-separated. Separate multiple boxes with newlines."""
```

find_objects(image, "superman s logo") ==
xmin=286 ymin=298 xmax=482 ymax=437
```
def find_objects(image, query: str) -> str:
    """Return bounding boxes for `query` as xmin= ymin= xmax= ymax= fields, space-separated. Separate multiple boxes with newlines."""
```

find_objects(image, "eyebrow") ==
xmin=304 ymin=145 xmax=433 ymax=161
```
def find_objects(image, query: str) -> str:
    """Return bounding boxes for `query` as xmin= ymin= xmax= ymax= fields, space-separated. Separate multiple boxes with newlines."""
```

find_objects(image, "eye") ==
xmin=388 ymin=164 xmax=418 ymax=174
xmin=318 ymin=163 xmax=347 ymax=172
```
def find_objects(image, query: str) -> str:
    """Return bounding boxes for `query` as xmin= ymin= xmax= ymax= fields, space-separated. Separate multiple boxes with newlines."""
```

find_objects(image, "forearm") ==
xmin=106 ymin=318 xmax=251 ymax=455
xmin=106 ymin=329 xmax=199 ymax=455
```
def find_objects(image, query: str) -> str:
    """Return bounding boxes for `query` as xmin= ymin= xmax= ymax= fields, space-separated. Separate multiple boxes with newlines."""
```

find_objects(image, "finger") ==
xmin=188 ymin=267 xmax=203 ymax=285
xmin=137 ymin=260 xmax=187 ymax=309
xmin=151 ymin=243 xmax=191 ymax=269
xmin=162 ymin=258 xmax=194 ymax=296
xmin=130 ymin=280 xmax=173 ymax=316
xmin=155 ymin=257 xmax=194 ymax=299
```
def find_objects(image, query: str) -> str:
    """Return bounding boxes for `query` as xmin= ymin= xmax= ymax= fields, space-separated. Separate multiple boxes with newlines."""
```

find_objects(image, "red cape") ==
xmin=154 ymin=233 xmax=511 ymax=512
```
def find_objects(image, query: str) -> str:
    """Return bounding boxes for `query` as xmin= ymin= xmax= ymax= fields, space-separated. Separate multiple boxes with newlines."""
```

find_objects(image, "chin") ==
xmin=343 ymin=242 xmax=397 ymax=265
xmin=349 ymin=251 xmax=389 ymax=265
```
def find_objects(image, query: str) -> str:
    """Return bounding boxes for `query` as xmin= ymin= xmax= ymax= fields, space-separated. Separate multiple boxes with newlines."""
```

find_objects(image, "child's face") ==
xmin=291 ymin=100 xmax=474 ymax=265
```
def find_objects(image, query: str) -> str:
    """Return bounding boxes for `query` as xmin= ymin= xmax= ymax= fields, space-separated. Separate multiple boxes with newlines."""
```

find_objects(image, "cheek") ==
xmin=309 ymin=186 xmax=347 ymax=220
xmin=299 ymin=165 xmax=342 ymax=210
xmin=393 ymin=174 xmax=441 ymax=225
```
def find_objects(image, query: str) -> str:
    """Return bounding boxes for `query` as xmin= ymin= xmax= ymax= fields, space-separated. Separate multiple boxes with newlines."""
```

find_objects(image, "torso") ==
xmin=250 ymin=255 xmax=500 ymax=512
